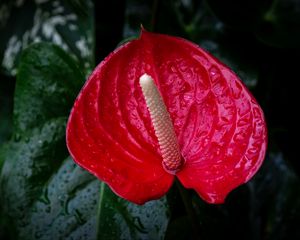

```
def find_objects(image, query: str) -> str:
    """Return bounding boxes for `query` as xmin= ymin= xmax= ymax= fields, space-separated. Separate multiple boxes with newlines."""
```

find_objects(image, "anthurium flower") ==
xmin=66 ymin=30 xmax=267 ymax=205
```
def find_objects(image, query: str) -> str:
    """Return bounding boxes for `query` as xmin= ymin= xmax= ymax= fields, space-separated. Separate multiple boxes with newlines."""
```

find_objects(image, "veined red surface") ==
xmin=66 ymin=30 xmax=267 ymax=205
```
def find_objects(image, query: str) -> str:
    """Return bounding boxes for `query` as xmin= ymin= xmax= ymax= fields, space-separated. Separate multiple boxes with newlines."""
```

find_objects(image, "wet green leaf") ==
xmin=0 ymin=118 xmax=70 ymax=239
xmin=13 ymin=42 xmax=84 ymax=134
xmin=16 ymin=157 xmax=100 ymax=240
xmin=97 ymin=183 xmax=170 ymax=240
xmin=0 ymin=41 xmax=171 ymax=240
xmin=0 ymin=42 xmax=85 ymax=239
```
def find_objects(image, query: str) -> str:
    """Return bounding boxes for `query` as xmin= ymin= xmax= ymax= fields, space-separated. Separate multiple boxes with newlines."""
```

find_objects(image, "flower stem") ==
xmin=176 ymin=179 xmax=201 ymax=240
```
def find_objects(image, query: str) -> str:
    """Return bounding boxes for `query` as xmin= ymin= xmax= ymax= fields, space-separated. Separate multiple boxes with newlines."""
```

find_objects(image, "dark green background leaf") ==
xmin=0 ymin=42 xmax=85 ymax=239
xmin=255 ymin=0 xmax=300 ymax=48
xmin=0 ymin=118 xmax=69 ymax=239
xmin=97 ymin=183 xmax=170 ymax=240
xmin=17 ymin=157 xmax=100 ymax=240
xmin=13 ymin=42 xmax=84 ymax=134
xmin=188 ymin=152 xmax=300 ymax=240
xmin=0 ymin=42 xmax=170 ymax=240
xmin=0 ymin=0 xmax=94 ymax=76
xmin=205 ymin=0 xmax=300 ymax=48
xmin=124 ymin=0 xmax=260 ymax=88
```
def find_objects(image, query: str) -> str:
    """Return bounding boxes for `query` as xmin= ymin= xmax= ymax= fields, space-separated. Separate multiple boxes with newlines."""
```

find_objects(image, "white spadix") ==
xmin=139 ymin=73 xmax=184 ymax=174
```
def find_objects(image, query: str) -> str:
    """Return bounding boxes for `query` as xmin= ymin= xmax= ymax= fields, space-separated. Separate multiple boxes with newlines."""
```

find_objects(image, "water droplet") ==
xmin=146 ymin=63 xmax=151 ymax=71
xmin=90 ymin=164 xmax=96 ymax=169
xmin=209 ymin=67 xmax=218 ymax=76
xmin=14 ymin=133 xmax=21 ymax=142
xmin=170 ymin=65 xmax=177 ymax=73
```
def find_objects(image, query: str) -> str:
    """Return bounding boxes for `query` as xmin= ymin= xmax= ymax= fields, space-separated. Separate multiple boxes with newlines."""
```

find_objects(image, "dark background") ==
xmin=1 ymin=0 xmax=300 ymax=239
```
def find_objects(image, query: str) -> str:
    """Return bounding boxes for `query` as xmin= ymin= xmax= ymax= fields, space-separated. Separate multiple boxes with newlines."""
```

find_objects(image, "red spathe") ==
xmin=66 ymin=30 xmax=267 ymax=205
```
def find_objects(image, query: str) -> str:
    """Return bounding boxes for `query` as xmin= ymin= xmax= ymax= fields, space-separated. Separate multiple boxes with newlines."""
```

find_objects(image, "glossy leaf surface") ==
xmin=98 ymin=183 xmax=170 ymax=240
xmin=0 ymin=42 xmax=85 ymax=239
xmin=0 ymin=42 xmax=170 ymax=239
xmin=67 ymin=30 xmax=267 ymax=204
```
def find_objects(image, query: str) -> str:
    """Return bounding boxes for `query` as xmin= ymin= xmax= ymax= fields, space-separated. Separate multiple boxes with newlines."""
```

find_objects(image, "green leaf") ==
xmin=97 ymin=183 xmax=170 ymax=240
xmin=16 ymin=157 xmax=100 ymax=240
xmin=13 ymin=42 xmax=84 ymax=134
xmin=0 ymin=42 xmax=171 ymax=240
xmin=0 ymin=42 xmax=85 ymax=239
xmin=0 ymin=0 xmax=94 ymax=76
xmin=0 ymin=118 xmax=69 ymax=235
